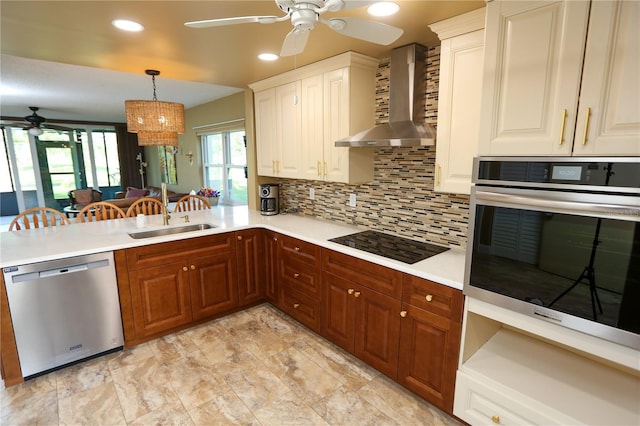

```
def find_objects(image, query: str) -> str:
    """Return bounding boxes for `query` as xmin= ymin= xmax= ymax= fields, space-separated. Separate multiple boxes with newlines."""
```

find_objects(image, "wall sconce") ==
xmin=185 ymin=151 xmax=194 ymax=166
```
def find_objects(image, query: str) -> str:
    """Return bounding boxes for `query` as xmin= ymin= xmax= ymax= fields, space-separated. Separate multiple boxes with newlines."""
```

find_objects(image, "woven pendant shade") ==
xmin=125 ymin=100 xmax=185 ymax=133
xmin=137 ymin=131 xmax=179 ymax=146
xmin=125 ymin=69 xmax=185 ymax=146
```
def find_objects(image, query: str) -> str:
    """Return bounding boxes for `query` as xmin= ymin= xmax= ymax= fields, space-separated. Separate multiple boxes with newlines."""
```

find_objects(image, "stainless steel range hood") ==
xmin=336 ymin=43 xmax=435 ymax=147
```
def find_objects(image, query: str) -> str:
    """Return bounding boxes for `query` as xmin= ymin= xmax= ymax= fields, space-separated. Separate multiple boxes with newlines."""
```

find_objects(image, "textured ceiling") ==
xmin=0 ymin=0 xmax=484 ymax=123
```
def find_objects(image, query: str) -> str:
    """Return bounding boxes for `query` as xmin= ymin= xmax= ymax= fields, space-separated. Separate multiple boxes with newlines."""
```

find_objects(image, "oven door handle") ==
xmin=475 ymin=190 xmax=639 ymax=221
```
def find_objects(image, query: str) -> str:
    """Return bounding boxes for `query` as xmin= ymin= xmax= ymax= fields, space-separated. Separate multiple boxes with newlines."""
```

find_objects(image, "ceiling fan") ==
xmin=12 ymin=107 xmax=73 ymax=135
xmin=185 ymin=0 xmax=404 ymax=57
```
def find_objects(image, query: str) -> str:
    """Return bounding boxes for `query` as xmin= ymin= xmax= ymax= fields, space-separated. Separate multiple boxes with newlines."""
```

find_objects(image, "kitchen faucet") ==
xmin=161 ymin=183 xmax=171 ymax=225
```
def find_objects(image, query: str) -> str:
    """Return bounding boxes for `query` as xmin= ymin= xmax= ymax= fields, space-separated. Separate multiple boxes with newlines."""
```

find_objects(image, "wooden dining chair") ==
xmin=75 ymin=201 xmax=126 ymax=223
xmin=9 ymin=207 xmax=70 ymax=231
xmin=125 ymin=197 xmax=164 ymax=217
xmin=174 ymin=194 xmax=211 ymax=212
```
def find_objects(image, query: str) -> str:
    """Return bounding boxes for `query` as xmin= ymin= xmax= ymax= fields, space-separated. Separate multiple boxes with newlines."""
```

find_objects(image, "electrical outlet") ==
xmin=349 ymin=193 xmax=357 ymax=207
xmin=309 ymin=187 xmax=315 ymax=200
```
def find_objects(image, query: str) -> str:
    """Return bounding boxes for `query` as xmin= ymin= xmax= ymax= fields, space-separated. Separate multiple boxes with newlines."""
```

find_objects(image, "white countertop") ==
xmin=0 ymin=206 xmax=466 ymax=290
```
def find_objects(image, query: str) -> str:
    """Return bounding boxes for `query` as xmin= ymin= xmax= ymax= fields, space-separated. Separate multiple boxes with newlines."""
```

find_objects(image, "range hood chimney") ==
xmin=336 ymin=43 xmax=435 ymax=147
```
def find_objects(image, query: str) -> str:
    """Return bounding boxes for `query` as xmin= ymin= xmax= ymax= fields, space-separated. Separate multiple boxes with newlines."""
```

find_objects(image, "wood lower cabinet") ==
xmin=235 ymin=229 xmax=266 ymax=307
xmin=322 ymin=249 xmax=403 ymax=378
xmin=398 ymin=275 xmax=463 ymax=414
xmin=117 ymin=233 xmax=238 ymax=345
xmin=277 ymin=235 xmax=322 ymax=332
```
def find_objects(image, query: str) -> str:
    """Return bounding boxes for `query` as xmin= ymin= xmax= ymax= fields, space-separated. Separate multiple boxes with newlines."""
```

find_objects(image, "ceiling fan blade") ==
xmin=327 ymin=17 xmax=403 ymax=45
xmin=44 ymin=124 xmax=74 ymax=132
xmin=185 ymin=15 xmax=280 ymax=28
xmin=280 ymin=27 xmax=310 ymax=57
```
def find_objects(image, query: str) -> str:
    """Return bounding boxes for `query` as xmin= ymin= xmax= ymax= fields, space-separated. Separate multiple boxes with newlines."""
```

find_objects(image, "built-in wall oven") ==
xmin=465 ymin=157 xmax=640 ymax=349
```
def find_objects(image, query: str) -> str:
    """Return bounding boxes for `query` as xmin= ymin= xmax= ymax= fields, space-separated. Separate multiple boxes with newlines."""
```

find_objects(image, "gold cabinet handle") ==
xmin=323 ymin=161 xmax=328 ymax=178
xmin=276 ymin=160 xmax=280 ymax=174
xmin=436 ymin=164 xmax=441 ymax=187
xmin=293 ymin=273 xmax=300 ymax=278
xmin=293 ymin=303 xmax=300 ymax=309
xmin=425 ymin=294 xmax=433 ymax=302
xmin=491 ymin=415 xmax=500 ymax=424
xmin=354 ymin=291 xmax=361 ymax=298
xmin=582 ymin=107 xmax=591 ymax=145
xmin=237 ymin=235 xmax=242 ymax=240
xmin=400 ymin=310 xmax=407 ymax=317
xmin=182 ymin=266 xmax=188 ymax=272
xmin=348 ymin=288 xmax=355 ymax=295
xmin=294 ymin=246 xmax=300 ymax=252
xmin=190 ymin=265 xmax=196 ymax=270
xmin=559 ymin=109 xmax=567 ymax=145
xmin=272 ymin=160 xmax=276 ymax=174
xmin=317 ymin=160 xmax=322 ymax=177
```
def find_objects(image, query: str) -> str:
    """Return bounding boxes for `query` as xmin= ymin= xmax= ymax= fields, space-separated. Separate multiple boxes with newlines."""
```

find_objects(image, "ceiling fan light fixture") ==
xmin=125 ymin=70 xmax=185 ymax=146
xmin=258 ymin=53 xmax=279 ymax=61
xmin=112 ymin=19 xmax=144 ymax=32
xmin=367 ymin=2 xmax=400 ymax=17
xmin=28 ymin=127 xmax=44 ymax=136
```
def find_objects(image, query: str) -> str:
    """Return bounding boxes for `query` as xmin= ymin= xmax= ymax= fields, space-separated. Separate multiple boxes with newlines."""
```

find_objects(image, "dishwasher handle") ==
xmin=39 ymin=263 xmax=89 ymax=278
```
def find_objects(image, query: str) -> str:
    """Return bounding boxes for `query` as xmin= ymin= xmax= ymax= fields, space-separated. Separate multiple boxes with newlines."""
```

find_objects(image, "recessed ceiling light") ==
xmin=367 ymin=2 xmax=400 ymax=17
xmin=258 ymin=53 xmax=279 ymax=61
xmin=112 ymin=19 xmax=144 ymax=32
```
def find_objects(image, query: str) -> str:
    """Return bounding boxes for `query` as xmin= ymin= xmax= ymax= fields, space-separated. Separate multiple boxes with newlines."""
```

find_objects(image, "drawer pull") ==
xmin=294 ymin=273 xmax=300 ymax=278
xmin=354 ymin=291 xmax=361 ymax=298
xmin=293 ymin=303 xmax=300 ymax=309
xmin=400 ymin=310 xmax=407 ymax=317
xmin=182 ymin=266 xmax=188 ymax=272
xmin=425 ymin=294 xmax=433 ymax=302
xmin=294 ymin=246 xmax=300 ymax=252
xmin=237 ymin=235 xmax=242 ymax=240
xmin=190 ymin=265 xmax=196 ymax=270
xmin=491 ymin=415 xmax=500 ymax=424
xmin=348 ymin=288 xmax=354 ymax=295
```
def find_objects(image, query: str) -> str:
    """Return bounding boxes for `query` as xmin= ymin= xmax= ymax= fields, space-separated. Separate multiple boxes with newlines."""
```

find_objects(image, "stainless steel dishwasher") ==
xmin=3 ymin=251 xmax=124 ymax=379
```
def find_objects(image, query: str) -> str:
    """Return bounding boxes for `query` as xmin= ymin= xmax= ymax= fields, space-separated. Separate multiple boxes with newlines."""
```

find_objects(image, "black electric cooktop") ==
xmin=329 ymin=230 xmax=449 ymax=264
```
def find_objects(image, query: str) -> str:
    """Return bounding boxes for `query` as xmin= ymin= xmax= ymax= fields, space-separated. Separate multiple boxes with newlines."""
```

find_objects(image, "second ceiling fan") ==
xmin=185 ymin=0 xmax=404 ymax=57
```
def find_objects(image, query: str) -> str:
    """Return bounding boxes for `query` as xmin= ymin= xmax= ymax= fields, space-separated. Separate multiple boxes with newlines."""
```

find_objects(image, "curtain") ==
xmin=115 ymin=124 xmax=144 ymax=189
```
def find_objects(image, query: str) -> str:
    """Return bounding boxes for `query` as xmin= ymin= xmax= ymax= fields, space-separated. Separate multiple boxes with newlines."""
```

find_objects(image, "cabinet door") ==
xmin=190 ymin=253 xmax=238 ymax=321
xmin=321 ymin=272 xmax=356 ymax=352
xmin=323 ymin=68 xmax=350 ymax=183
xmin=254 ymin=88 xmax=278 ymax=177
xmin=264 ymin=231 xmax=279 ymax=304
xmin=300 ymin=74 xmax=325 ymax=180
xmin=435 ymin=29 xmax=484 ymax=195
xmin=478 ymin=1 xmax=590 ymax=156
xmin=129 ymin=262 xmax=192 ymax=338
xmin=398 ymin=305 xmax=462 ymax=414
xmin=354 ymin=287 xmax=401 ymax=379
xmin=275 ymin=81 xmax=302 ymax=178
xmin=574 ymin=0 xmax=640 ymax=156
xmin=235 ymin=230 xmax=265 ymax=306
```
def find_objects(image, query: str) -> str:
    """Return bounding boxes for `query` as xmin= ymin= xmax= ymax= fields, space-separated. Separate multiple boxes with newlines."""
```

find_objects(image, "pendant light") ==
xmin=125 ymin=70 xmax=185 ymax=146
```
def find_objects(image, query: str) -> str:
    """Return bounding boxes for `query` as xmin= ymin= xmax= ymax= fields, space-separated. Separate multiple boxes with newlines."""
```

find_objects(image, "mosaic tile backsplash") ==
xmin=277 ymin=45 xmax=470 ymax=249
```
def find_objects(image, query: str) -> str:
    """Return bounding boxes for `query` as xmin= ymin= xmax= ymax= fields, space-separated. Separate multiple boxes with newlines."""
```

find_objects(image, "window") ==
xmin=202 ymin=129 xmax=247 ymax=205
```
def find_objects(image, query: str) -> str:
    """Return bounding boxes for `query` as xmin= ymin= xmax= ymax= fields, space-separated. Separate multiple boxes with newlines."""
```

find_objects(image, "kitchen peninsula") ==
xmin=1 ymin=206 xmax=466 ymax=414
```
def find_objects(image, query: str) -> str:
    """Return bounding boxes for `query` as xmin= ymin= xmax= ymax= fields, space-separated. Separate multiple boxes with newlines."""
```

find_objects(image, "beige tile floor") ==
xmin=0 ymin=304 xmax=462 ymax=425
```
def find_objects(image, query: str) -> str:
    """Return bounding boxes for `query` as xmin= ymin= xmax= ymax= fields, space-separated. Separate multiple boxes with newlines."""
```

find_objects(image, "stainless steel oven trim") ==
xmin=464 ymin=184 xmax=640 ymax=350
xmin=471 ymin=156 xmax=640 ymax=194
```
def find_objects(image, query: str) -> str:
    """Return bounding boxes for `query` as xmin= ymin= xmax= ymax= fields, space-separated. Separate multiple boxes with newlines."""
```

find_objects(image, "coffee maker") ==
xmin=259 ymin=184 xmax=279 ymax=216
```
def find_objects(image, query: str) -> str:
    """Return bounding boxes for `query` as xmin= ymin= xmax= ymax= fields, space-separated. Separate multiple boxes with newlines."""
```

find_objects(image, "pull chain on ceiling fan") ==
xmin=185 ymin=0 xmax=404 ymax=57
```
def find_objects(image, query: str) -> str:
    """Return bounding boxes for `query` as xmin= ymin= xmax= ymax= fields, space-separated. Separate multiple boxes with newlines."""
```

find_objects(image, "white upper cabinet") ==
xmin=573 ymin=0 xmax=640 ymax=155
xmin=250 ymin=52 xmax=378 ymax=183
xmin=430 ymin=8 xmax=485 ymax=194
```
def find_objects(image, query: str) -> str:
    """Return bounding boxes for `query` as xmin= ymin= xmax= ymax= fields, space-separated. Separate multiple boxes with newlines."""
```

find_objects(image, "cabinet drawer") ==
xmin=126 ymin=234 xmax=235 ymax=271
xmin=278 ymin=235 xmax=321 ymax=266
xmin=402 ymin=275 xmax=463 ymax=322
xmin=280 ymin=287 xmax=320 ymax=333
xmin=454 ymin=370 xmax=565 ymax=426
xmin=322 ymin=249 xmax=403 ymax=299
xmin=280 ymin=257 xmax=320 ymax=296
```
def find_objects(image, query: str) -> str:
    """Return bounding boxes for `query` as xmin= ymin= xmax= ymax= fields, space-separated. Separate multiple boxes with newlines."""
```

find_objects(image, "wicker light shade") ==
xmin=125 ymin=100 xmax=185 ymax=133
xmin=125 ymin=69 xmax=185 ymax=147
xmin=137 ymin=131 xmax=179 ymax=146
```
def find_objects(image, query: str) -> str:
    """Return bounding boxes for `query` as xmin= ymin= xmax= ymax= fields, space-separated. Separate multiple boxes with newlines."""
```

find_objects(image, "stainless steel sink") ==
xmin=128 ymin=223 xmax=215 ymax=239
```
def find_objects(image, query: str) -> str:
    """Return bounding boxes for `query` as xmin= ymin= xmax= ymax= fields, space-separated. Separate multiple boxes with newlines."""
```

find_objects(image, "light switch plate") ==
xmin=309 ymin=187 xmax=315 ymax=200
xmin=349 ymin=193 xmax=356 ymax=207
